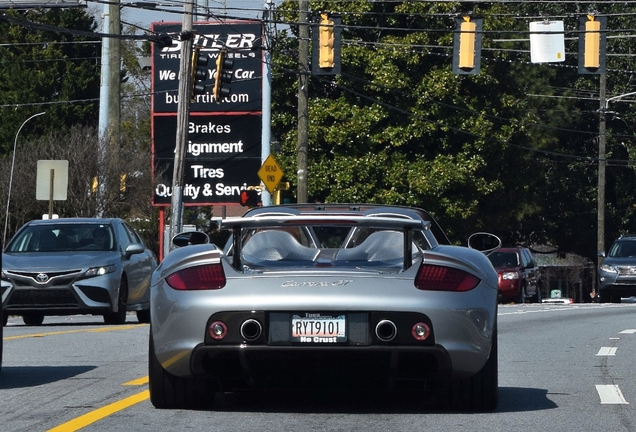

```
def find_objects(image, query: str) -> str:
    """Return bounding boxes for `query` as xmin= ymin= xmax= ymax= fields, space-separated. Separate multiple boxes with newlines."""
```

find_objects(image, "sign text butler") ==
xmin=152 ymin=21 xmax=263 ymax=113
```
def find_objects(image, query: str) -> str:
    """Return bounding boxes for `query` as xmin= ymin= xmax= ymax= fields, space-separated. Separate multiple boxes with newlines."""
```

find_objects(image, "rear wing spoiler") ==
xmin=219 ymin=215 xmax=429 ymax=231
xmin=219 ymin=215 xmax=431 ymax=271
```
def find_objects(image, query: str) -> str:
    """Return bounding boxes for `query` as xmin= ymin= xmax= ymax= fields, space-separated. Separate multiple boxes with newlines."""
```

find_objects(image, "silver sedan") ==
xmin=1 ymin=218 xmax=157 ymax=325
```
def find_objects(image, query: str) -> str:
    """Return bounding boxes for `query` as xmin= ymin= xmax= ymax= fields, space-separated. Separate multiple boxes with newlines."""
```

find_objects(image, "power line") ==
xmin=5 ymin=4 xmax=636 ymax=166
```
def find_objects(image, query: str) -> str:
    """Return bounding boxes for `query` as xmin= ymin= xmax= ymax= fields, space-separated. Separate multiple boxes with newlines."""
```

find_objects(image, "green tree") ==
xmin=0 ymin=8 xmax=101 ymax=154
xmin=0 ymin=12 xmax=160 ymax=248
xmin=269 ymin=1 xmax=636 ymax=261
xmin=272 ymin=1 xmax=576 ymax=247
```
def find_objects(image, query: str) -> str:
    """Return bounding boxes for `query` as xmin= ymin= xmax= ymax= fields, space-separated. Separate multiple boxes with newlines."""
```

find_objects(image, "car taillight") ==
xmin=415 ymin=264 xmax=480 ymax=292
xmin=166 ymin=264 xmax=226 ymax=290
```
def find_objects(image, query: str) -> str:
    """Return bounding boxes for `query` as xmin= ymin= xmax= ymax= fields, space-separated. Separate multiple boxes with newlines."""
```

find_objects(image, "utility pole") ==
xmin=97 ymin=0 xmax=121 ymax=217
xmin=108 ymin=2 xmax=120 ymax=141
xmin=598 ymin=73 xmax=606 ymax=259
xmin=169 ymin=1 xmax=194 ymax=243
xmin=97 ymin=5 xmax=110 ymax=217
xmin=261 ymin=0 xmax=274 ymax=206
xmin=297 ymin=0 xmax=309 ymax=203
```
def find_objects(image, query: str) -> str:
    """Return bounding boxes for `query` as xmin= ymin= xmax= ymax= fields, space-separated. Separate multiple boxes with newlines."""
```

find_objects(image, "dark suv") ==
xmin=487 ymin=247 xmax=542 ymax=303
xmin=598 ymin=236 xmax=636 ymax=303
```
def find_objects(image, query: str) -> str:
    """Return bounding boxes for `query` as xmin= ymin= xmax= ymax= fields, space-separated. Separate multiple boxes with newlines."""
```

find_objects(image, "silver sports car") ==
xmin=149 ymin=204 xmax=499 ymax=411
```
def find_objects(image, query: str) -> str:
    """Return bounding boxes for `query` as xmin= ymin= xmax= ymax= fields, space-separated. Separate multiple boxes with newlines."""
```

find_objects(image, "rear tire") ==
xmin=22 ymin=313 xmax=44 ymax=326
xmin=136 ymin=309 xmax=150 ymax=324
xmin=516 ymin=284 xmax=527 ymax=304
xmin=104 ymin=279 xmax=128 ymax=325
xmin=533 ymin=283 xmax=542 ymax=303
xmin=437 ymin=326 xmax=498 ymax=412
xmin=149 ymin=329 xmax=217 ymax=409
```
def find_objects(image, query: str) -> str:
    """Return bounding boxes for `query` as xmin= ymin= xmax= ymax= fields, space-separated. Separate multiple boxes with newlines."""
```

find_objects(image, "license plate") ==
xmin=290 ymin=314 xmax=347 ymax=343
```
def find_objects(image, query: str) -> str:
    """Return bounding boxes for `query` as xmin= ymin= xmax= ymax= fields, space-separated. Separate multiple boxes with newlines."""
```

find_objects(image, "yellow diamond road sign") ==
xmin=258 ymin=154 xmax=284 ymax=194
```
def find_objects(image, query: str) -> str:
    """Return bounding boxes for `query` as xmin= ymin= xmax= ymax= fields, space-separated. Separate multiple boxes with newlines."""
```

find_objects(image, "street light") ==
xmin=605 ymin=91 xmax=636 ymax=110
xmin=3 ymin=112 xmax=46 ymax=245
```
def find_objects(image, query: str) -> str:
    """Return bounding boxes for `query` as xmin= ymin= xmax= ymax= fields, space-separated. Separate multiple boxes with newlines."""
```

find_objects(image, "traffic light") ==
xmin=584 ymin=17 xmax=600 ymax=68
xmin=578 ymin=15 xmax=606 ymax=74
xmin=240 ymin=189 xmax=260 ymax=207
xmin=312 ymin=14 xmax=341 ymax=76
xmin=190 ymin=46 xmax=209 ymax=101
xmin=458 ymin=19 xmax=476 ymax=69
xmin=452 ymin=16 xmax=482 ymax=75
xmin=212 ymin=49 xmax=234 ymax=103
xmin=319 ymin=14 xmax=334 ymax=68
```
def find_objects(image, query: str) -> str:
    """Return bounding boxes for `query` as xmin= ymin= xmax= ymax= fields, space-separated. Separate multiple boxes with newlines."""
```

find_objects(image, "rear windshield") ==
xmin=238 ymin=227 xmax=424 ymax=272
xmin=487 ymin=251 xmax=520 ymax=267
xmin=6 ymin=223 xmax=115 ymax=252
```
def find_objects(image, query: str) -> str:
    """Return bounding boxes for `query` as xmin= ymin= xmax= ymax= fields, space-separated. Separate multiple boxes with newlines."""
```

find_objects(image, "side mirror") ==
xmin=172 ymin=231 xmax=210 ymax=248
xmin=124 ymin=243 xmax=145 ymax=259
xmin=598 ymin=250 xmax=606 ymax=258
xmin=468 ymin=232 xmax=502 ymax=255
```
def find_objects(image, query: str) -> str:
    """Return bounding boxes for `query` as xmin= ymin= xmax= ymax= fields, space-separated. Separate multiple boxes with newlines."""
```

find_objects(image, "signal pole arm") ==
xmin=169 ymin=2 xmax=194 ymax=244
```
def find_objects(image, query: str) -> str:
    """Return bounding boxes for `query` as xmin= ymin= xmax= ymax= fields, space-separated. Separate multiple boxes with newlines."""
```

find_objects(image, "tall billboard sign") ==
xmin=151 ymin=21 xmax=263 ymax=206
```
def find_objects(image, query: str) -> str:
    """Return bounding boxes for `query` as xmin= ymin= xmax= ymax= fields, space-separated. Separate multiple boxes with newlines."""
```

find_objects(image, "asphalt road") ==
xmin=2 ymin=303 xmax=636 ymax=432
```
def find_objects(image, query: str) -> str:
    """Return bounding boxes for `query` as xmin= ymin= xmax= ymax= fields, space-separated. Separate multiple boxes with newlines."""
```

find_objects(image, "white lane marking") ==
xmin=498 ymin=307 xmax=580 ymax=316
xmin=597 ymin=347 xmax=617 ymax=356
xmin=596 ymin=385 xmax=629 ymax=404
xmin=619 ymin=329 xmax=636 ymax=334
xmin=609 ymin=337 xmax=620 ymax=340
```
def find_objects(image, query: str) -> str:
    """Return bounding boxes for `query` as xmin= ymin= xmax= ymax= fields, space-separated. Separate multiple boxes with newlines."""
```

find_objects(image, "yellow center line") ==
xmin=46 ymin=389 xmax=150 ymax=432
xmin=123 ymin=376 xmax=149 ymax=386
xmin=3 ymin=324 xmax=147 ymax=341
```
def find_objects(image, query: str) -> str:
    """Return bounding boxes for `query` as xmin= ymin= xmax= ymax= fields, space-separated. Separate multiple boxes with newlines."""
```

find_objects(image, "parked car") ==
xmin=1 ymin=218 xmax=157 ymax=325
xmin=598 ymin=235 xmax=636 ymax=303
xmin=149 ymin=204 xmax=500 ymax=411
xmin=487 ymin=247 xmax=542 ymax=303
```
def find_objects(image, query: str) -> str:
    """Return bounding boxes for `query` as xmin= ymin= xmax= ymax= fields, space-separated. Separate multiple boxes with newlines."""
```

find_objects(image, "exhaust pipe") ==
xmin=375 ymin=319 xmax=397 ymax=341
xmin=240 ymin=319 xmax=263 ymax=341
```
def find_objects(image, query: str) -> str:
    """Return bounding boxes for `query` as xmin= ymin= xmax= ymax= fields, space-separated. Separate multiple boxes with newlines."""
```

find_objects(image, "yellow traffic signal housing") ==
xmin=312 ymin=13 xmax=341 ymax=75
xmin=584 ymin=16 xmax=600 ymax=68
xmin=578 ymin=15 xmax=606 ymax=74
xmin=458 ymin=19 xmax=476 ymax=69
xmin=190 ymin=46 xmax=209 ymax=102
xmin=452 ymin=16 xmax=482 ymax=75
xmin=212 ymin=49 xmax=234 ymax=103
xmin=318 ymin=14 xmax=335 ymax=68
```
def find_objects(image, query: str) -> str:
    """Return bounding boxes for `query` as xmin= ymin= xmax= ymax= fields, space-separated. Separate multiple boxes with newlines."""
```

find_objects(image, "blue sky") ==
xmin=87 ymin=1 xmax=268 ymax=33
